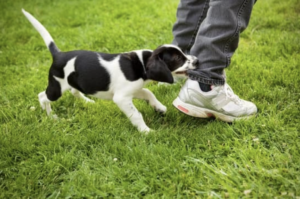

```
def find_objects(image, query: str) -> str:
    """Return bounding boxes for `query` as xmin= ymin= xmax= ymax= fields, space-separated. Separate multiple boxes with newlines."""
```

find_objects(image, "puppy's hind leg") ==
xmin=134 ymin=88 xmax=167 ymax=114
xmin=71 ymin=88 xmax=95 ymax=103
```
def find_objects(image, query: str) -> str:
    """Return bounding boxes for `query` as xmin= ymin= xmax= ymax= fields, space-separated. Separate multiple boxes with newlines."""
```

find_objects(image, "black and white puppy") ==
xmin=22 ymin=9 xmax=198 ymax=133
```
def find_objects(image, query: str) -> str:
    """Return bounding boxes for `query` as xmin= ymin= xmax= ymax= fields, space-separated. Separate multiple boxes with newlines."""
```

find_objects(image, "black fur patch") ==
xmin=142 ymin=51 xmax=152 ymax=68
xmin=71 ymin=51 xmax=111 ymax=94
xmin=119 ymin=52 xmax=149 ymax=81
xmin=157 ymin=47 xmax=187 ymax=71
xmin=49 ymin=42 xmax=60 ymax=55
xmin=50 ymin=51 xmax=112 ymax=95
xmin=46 ymin=74 xmax=61 ymax=101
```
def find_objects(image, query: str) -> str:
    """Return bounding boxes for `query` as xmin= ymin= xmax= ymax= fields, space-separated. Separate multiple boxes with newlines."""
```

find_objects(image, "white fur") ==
xmin=134 ymin=49 xmax=151 ymax=74
xmin=22 ymin=9 xmax=54 ymax=50
xmin=53 ymin=58 xmax=76 ymax=93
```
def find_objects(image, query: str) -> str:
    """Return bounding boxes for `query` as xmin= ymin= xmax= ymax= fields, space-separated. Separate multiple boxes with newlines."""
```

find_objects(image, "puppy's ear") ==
xmin=146 ymin=55 xmax=174 ymax=84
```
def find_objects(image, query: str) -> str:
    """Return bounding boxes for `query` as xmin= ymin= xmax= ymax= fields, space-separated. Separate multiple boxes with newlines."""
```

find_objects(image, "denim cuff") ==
xmin=187 ymin=70 xmax=225 ymax=85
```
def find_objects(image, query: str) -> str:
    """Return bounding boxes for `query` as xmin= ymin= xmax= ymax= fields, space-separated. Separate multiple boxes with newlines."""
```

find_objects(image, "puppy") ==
xmin=22 ymin=9 xmax=198 ymax=133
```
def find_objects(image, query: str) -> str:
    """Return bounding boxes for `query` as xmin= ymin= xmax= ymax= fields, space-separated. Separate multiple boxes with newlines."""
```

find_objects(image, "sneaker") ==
xmin=173 ymin=79 xmax=257 ymax=122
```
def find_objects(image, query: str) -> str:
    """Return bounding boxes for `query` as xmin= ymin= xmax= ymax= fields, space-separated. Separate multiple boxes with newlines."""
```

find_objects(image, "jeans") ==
xmin=172 ymin=0 xmax=256 ymax=85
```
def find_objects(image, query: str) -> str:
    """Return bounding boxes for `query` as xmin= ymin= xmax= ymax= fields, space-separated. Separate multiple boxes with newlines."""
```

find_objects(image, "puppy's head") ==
xmin=146 ymin=44 xmax=198 ymax=83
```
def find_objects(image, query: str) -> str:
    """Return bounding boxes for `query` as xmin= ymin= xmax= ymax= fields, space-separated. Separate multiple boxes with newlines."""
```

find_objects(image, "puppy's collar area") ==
xmin=141 ymin=60 xmax=147 ymax=78
xmin=132 ymin=50 xmax=152 ymax=79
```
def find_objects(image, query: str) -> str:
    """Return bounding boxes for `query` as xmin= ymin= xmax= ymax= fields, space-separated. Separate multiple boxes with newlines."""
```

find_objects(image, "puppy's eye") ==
xmin=173 ymin=54 xmax=182 ymax=61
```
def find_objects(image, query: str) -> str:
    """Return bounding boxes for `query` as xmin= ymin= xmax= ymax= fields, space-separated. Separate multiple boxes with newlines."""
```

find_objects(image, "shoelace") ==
xmin=223 ymin=84 xmax=243 ymax=105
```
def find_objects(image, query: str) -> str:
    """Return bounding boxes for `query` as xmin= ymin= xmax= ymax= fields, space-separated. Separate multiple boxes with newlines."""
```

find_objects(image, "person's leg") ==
xmin=188 ymin=0 xmax=256 ymax=85
xmin=172 ymin=0 xmax=209 ymax=54
xmin=171 ymin=0 xmax=209 ymax=83
xmin=172 ymin=0 xmax=257 ymax=122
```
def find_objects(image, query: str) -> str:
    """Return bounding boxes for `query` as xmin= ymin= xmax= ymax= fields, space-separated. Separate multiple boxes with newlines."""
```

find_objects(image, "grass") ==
xmin=0 ymin=0 xmax=299 ymax=198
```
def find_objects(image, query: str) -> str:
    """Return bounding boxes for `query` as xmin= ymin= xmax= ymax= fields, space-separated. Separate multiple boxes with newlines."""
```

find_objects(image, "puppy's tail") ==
xmin=22 ymin=9 xmax=60 ymax=55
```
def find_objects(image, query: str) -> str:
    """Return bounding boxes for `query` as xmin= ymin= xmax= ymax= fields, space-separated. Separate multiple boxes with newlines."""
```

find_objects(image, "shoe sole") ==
xmin=173 ymin=97 xmax=255 ymax=123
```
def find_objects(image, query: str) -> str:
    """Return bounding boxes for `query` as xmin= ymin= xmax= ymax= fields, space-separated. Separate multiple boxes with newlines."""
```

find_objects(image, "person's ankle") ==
xmin=198 ymin=82 xmax=212 ymax=92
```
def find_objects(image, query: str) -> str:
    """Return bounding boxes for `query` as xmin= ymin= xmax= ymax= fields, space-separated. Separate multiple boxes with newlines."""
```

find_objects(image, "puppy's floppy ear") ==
xmin=146 ymin=54 xmax=174 ymax=84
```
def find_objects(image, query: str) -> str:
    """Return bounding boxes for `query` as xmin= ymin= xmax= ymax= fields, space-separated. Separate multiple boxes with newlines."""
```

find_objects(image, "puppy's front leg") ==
xmin=134 ymin=88 xmax=167 ymax=114
xmin=38 ymin=91 xmax=58 ymax=119
xmin=38 ymin=91 xmax=52 ymax=115
xmin=113 ymin=94 xmax=150 ymax=133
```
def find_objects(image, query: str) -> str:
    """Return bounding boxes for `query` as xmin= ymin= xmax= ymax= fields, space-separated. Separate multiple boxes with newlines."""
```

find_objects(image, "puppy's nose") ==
xmin=192 ymin=59 xmax=199 ymax=66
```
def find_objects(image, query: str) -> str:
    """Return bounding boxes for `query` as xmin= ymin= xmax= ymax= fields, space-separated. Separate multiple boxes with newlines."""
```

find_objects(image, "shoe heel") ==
xmin=173 ymin=97 xmax=209 ymax=118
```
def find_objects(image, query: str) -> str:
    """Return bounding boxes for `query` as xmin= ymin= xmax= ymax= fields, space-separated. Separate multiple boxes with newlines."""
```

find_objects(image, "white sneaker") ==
xmin=173 ymin=79 xmax=257 ymax=122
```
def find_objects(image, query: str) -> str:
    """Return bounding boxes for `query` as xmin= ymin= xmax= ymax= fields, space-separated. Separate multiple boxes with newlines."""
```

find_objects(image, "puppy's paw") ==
xmin=158 ymin=82 xmax=172 ymax=86
xmin=50 ymin=114 xmax=58 ymax=120
xmin=143 ymin=128 xmax=155 ymax=135
xmin=81 ymin=96 xmax=95 ymax=103
xmin=154 ymin=104 xmax=167 ymax=114
xmin=138 ymin=126 xmax=151 ymax=134
xmin=85 ymin=99 xmax=95 ymax=103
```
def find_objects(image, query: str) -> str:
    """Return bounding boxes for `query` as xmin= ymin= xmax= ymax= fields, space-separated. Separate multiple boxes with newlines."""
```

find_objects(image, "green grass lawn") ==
xmin=1 ymin=0 xmax=299 ymax=198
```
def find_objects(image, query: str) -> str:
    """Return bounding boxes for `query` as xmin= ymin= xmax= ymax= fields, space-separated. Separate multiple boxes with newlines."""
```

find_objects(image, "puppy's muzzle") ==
xmin=192 ymin=59 xmax=199 ymax=67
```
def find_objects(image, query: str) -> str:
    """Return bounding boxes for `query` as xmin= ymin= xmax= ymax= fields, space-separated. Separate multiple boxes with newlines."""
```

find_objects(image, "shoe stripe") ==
xmin=177 ymin=105 xmax=189 ymax=113
xmin=206 ymin=112 xmax=214 ymax=117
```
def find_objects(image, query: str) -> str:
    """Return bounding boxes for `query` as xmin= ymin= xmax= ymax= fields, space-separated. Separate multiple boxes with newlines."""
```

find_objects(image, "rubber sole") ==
xmin=173 ymin=97 xmax=255 ymax=122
